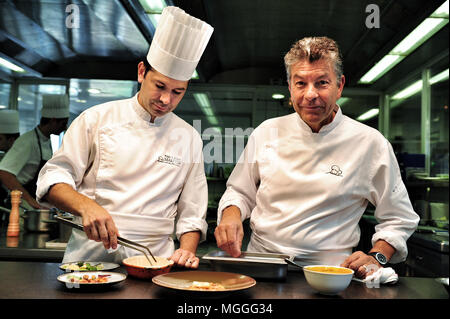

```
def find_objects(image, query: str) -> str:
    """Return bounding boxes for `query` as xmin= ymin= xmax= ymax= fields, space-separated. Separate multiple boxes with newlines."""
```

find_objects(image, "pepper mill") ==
xmin=7 ymin=190 xmax=22 ymax=237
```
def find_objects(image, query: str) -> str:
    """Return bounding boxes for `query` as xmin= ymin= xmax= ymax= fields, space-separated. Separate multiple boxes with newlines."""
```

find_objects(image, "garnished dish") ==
xmin=57 ymin=271 xmax=127 ymax=287
xmin=152 ymin=271 xmax=256 ymax=293
xmin=67 ymin=273 xmax=110 ymax=283
xmin=60 ymin=261 xmax=120 ymax=272
xmin=61 ymin=262 xmax=104 ymax=271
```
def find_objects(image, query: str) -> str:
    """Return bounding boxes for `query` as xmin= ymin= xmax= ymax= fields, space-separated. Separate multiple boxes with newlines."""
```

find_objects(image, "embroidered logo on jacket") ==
xmin=157 ymin=155 xmax=182 ymax=167
xmin=326 ymin=165 xmax=343 ymax=177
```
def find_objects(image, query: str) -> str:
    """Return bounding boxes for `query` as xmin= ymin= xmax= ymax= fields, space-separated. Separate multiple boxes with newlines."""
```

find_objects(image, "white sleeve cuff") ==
xmin=36 ymin=170 xmax=76 ymax=204
xmin=175 ymin=218 xmax=208 ymax=243
xmin=371 ymin=231 xmax=408 ymax=263
xmin=217 ymin=198 xmax=250 ymax=223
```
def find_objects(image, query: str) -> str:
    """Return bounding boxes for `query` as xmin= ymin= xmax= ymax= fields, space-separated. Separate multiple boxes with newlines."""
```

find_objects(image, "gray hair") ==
xmin=284 ymin=36 xmax=343 ymax=83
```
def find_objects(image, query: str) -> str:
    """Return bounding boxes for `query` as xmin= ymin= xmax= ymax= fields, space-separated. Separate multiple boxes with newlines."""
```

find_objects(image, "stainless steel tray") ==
xmin=202 ymin=251 xmax=294 ymax=280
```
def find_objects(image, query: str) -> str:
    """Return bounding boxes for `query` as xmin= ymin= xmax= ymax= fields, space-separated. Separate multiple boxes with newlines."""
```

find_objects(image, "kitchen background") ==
xmin=0 ymin=0 xmax=448 ymax=279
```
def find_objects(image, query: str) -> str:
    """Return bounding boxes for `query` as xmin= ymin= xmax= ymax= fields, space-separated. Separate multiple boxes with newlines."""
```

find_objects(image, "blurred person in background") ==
xmin=0 ymin=109 xmax=20 ymax=207
xmin=0 ymin=94 xmax=69 ymax=209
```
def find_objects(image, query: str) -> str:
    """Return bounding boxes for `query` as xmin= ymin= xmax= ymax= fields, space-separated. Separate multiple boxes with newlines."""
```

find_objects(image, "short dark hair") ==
xmin=40 ymin=117 xmax=52 ymax=125
xmin=40 ymin=117 xmax=68 ymax=125
xmin=142 ymin=58 xmax=153 ymax=78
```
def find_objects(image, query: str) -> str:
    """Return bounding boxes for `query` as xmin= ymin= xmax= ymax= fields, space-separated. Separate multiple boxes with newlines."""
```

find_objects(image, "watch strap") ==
xmin=368 ymin=252 xmax=388 ymax=265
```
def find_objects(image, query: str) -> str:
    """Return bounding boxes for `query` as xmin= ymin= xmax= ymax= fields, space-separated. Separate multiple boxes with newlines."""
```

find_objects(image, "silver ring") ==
xmin=362 ymin=265 xmax=368 ymax=271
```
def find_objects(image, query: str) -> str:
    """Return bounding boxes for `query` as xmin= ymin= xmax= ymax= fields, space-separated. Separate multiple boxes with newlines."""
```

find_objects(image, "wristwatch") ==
xmin=368 ymin=252 xmax=388 ymax=265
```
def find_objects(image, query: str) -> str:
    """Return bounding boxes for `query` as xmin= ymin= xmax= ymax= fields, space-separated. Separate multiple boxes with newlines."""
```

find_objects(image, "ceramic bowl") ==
xmin=303 ymin=265 xmax=354 ymax=295
xmin=123 ymin=255 xmax=174 ymax=279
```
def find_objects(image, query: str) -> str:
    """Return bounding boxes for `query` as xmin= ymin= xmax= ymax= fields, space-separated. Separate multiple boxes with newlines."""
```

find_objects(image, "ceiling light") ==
xmin=191 ymin=70 xmax=199 ymax=80
xmin=193 ymin=93 xmax=211 ymax=108
xmin=391 ymin=68 xmax=449 ymax=100
xmin=432 ymin=0 xmax=449 ymax=16
xmin=390 ymin=17 xmax=448 ymax=55
xmin=358 ymin=55 xmax=402 ymax=84
xmin=147 ymin=14 xmax=161 ymax=26
xmin=88 ymin=88 xmax=101 ymax=94
xmin=208 ymin=117 xmax=218 ymax=125
xmin=357 ymin=108 xmax=379 ymax=121
xmin=0 ymin=105 xmax=7 ymax=109
xmin=272 ymin=93 xmax=285 ymax=100
xmin=391 ymin=80 xmax=422 ymax=100
xmin=140 ymin=0 xmax=166 ymax=13
xmin=430 ymin=68 xmax=449 ymax=84
xmin=337 ymin=97 xmax=350 ymax=106
xmin=193 ymin=93 xmax=219 ymax=126
xmin=358 ymin=1 xmax=449 ymax=84
xmin=141 ymin=0 xmax=166 ymax=27
xmin=0 ymin=57 xmax=25 ymax=73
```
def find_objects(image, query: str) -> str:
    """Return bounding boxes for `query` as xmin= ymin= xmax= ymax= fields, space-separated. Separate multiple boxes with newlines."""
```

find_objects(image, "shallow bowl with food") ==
xmin=123 ymin=255 xmax=174 ymax=279
xmin=303 ymin=265 xmax=354 ymax=295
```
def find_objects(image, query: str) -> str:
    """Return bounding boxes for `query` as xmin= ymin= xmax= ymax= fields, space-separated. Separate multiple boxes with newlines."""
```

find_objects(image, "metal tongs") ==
xmin=55 ymin=215 xmax=157 ymax=265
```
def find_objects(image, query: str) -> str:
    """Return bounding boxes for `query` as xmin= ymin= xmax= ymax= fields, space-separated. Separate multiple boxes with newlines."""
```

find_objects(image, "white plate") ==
xmin=59 ymin=261 xmax=120 ymax=272
xmin=57 ymin=271 xmax=127 ymax=287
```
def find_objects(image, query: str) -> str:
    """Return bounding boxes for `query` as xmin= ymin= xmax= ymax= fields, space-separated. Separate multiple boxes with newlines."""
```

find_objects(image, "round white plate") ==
xmin=57 ymin=271 xmax=126 ymax=287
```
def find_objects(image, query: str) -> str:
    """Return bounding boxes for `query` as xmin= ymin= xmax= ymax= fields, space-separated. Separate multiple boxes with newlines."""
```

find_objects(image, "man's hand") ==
xmin=170 ymin=248 xmax=200 ymax=268
xmin=214 ymin=206 xmax=244 ymax=258
xmin=170 ymin=231 xmax=201 ymax=268
xmin=46 ymin=183 xmax=119 ymax=250
xmin=80 ymin=205 xmax=119 ymax=250
xmin=341 ymin=240 xmax=395 ymax=278
xmin=340 ymin=251 xmax=381 ymax=278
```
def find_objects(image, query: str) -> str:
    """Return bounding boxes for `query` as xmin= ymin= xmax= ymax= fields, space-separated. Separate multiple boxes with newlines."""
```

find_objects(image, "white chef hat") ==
xmin=0 ymin=109 xmax=20 ymax=134
xmin=41 ymin=94 xmax=70 ymax=119
xmin=147 ymin=6 xmax=214 ymax=81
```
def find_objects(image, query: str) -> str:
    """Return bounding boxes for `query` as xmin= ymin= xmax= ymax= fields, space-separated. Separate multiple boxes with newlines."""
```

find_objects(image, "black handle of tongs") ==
xmin=55 ymin=215 xmax=157 ymax=264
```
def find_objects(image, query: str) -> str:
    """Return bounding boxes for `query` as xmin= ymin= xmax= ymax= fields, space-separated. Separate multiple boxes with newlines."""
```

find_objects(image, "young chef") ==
xmin=214 ymin=36 xmax=419 ymax=278
xmin=0 ymin=95 xmax=69 ymax=209
xmin=0 ymin=109 xmax=20 ymax=206
xmin=36 ymin=6 xmax=214 ymax=268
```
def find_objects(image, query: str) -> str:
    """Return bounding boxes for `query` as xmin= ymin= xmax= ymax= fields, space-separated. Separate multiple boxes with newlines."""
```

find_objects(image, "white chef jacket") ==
xmin=218 ymin=108 xmax=419 ymax=266
xmin=37 ymin=94 xmax=208 ymax=263
xmin=0 ymin=128 xmax=52 ymax=184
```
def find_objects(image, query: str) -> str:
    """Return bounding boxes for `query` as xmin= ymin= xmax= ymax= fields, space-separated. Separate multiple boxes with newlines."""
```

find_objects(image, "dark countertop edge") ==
xmin=0 ymin=247 xmax=64 ymax=262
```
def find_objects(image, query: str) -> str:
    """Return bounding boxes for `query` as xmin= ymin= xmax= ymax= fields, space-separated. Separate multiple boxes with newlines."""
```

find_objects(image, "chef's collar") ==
xmin=36 ymin=126 xmax=50 ymax=141
xmin=295 ymin=105 xmax=343 ymax=134
xmin=132 ymin=93 xmax=171 ymax=126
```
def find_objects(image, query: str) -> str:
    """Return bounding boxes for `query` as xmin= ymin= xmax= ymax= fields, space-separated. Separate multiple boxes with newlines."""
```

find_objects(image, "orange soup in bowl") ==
xmin=306 ymin=266 xmax=353 ymax=274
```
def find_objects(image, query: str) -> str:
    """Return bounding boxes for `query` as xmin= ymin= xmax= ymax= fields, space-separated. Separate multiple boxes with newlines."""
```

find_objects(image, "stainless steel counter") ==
xmin=0 ymin=227 xmax=65 ymax=262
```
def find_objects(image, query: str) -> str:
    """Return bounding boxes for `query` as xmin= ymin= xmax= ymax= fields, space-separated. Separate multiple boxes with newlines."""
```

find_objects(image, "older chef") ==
xmin=0 ymin=109 xmax=20 ymax=205
xmin=0 ymin=95 xmax=69 ymax=209
xmin=214 ymin=36 xmax=419 ymax=278
xmin=36 ymin=7 xmax=213 ymax=268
